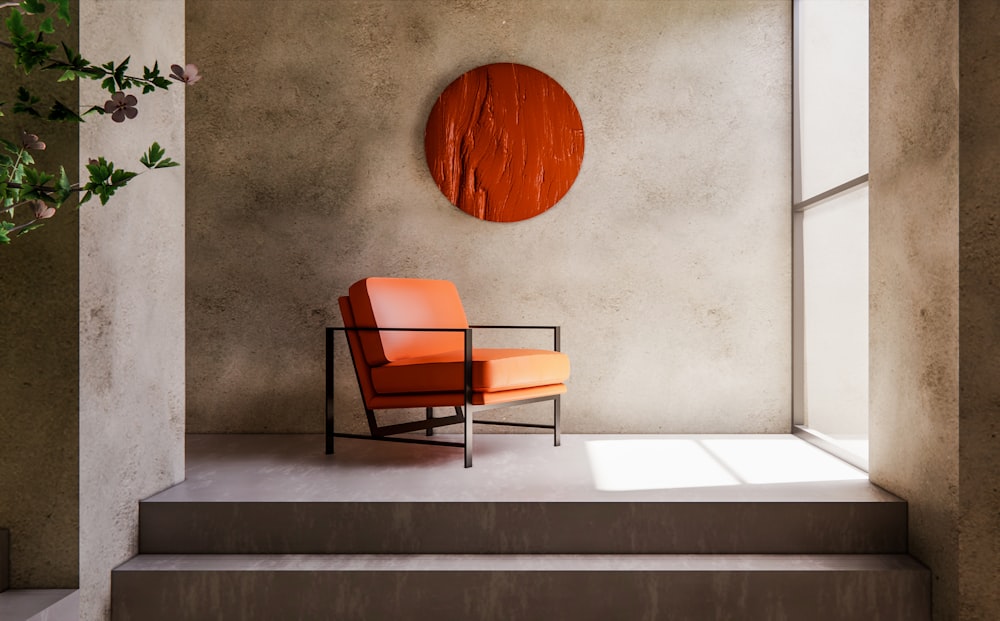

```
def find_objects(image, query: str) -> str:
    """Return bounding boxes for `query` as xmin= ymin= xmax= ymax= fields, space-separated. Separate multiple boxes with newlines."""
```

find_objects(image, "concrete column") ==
xmin=76 ymin=2 xmax=186 ymax=619
xmin=956 ymin=1 xmax=1000 ymax=617
xmin=870 ymin=0 xmax=999 ymax=618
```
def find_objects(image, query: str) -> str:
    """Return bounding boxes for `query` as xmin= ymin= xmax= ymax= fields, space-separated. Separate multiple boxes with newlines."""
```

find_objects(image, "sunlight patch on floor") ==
xmin=585 ymin=439 xmax=741 ymax=491
xmin=586 ymin=436 xmax=867 ymax=492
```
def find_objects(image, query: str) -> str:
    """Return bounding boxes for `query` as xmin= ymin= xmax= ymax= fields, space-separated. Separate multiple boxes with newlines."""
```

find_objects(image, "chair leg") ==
xmin=554 ymin=395 xmax=561 ymax=447
xmin=426 ymin=407 xmax=434 ymax=436
xmin=325 ymin=327 xmax=334 ymax=455
xmin=464 ymin=403 xmax=473 ymax=468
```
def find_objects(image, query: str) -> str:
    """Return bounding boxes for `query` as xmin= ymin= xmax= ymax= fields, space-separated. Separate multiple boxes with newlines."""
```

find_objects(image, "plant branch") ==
xmin=0 ymin=2 xmax=22 ymax=10
xmin=4 ymin=181 xmax=84 ymax=193
xmin=6 ymin=150 xmax=25 ymax=184
xmin=0 ymin=39 xmax=13 ymax=49
xmin=6 ymin=218 xmax=41 ymax=236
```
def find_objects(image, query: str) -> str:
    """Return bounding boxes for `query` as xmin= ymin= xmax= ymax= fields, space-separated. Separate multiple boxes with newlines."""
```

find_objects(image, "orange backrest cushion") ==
xmin=338 ymin=296 xmax=379 ymax=406
xmin=348 ymin=277 xmax=469 ymax=366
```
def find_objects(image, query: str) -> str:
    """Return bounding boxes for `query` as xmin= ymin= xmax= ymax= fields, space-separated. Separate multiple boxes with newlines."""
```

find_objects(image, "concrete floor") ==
xmin=151 ymin=433 xmax=887 ymax=504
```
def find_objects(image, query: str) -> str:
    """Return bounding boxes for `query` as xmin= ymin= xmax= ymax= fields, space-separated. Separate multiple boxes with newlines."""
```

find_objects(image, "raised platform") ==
xmin=140 ymin=434 xmax=905 ymax=555
xmin=115 ymin=434 xmax=929 ymax=620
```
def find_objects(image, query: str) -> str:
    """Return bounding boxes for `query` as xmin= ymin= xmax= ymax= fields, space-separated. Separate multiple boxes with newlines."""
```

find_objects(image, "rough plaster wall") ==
xmin=186 ymin=0 xmax=791 ymax=434
xmin=77 ymin=1 xmax=185 ymax=619
xmin=0 ymin=5 xmax=79 ymax=588
xmin=957 ymin=1 xmax=1000 ymax=618
xmin=869 ymin=1 xmax=960 ymax=618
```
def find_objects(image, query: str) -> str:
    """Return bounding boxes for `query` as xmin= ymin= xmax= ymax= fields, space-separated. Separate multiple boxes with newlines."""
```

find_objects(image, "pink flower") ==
xmin=169 ymin=63 xmax=201 ymax=84
xmin=104 ymin=92 xmax=138 ymax=123
xmin=30 ymin=200 xmax=55 ymax=220
xmin=20 ymin=130 xmax=45 ymax=151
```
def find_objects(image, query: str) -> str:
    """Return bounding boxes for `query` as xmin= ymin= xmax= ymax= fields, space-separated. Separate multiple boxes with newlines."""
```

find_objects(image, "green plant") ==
xmin=1 ymin=0 xmax=197 ymax=244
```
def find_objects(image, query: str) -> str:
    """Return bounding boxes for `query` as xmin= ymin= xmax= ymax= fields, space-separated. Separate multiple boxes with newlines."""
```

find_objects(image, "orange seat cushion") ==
xmin=371 ymin=348 xmax=570 ymax=394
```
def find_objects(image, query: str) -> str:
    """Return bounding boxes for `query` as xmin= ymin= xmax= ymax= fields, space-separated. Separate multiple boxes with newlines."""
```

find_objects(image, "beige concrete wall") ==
xmin=0 ymin=3 xmax=80 ymax=589
xmin=77 ymin=1 xmax=186 ymax=619
xmin=869 ymin=1 xmax=960 ymax=617
xmin=870 ymin=1 xmax=1000 ymax=619
xmin=957 ymin=2 xmax=1000 ymax=618
xmin=185 ymin=0 xmax=792 ymax=434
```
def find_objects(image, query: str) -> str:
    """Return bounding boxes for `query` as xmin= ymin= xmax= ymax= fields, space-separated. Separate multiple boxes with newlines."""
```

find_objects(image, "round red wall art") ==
xmin=424 ymin=63 xmax=585 ymax=223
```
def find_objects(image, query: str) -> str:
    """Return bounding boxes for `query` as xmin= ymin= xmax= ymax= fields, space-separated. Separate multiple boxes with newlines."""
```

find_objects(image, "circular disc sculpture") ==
xmin=425 ymin=63 xmax=585 ymax=222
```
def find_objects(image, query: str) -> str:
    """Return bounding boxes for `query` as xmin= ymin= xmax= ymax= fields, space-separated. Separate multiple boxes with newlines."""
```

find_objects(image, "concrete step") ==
xmin=140 ymin=497 xmax=907 ymax=555
xmin=140 ymin=434 xmax=908 ymax=555
xmin=111 ymin=553 xmax=930 ymax=621
xmin=0 ymin=589 xmax=78 ymax=621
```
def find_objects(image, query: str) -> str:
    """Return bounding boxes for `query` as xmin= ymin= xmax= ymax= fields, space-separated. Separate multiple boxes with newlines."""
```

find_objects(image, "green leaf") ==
xmin=155 ymin=159 xmax=180 ymax=169
xmin=19 ymin=0 xmax=47 ymax=15
xmin=54 ymin=166 xmax=71 ymax=203
xmin=61 ymin=41 xmax=81 ymax=65
xmin=55 ymin=0 xmax=70 ymax=25
xmin=7 ymin=10 xmax=58 ymax=73
xmin=22 ymin=166 xmax=54 ymax=190
xmin=38 ymin=17 xmax=54 ymax=34
xmin=100 ymin=76 xmax=116 ymax=94
xmin=0 ymin=221 xmax=14 ymax=244
xmin=0 ymin=138 xmax=17 ymax=154
xmin=140 ymin=142 xmax=165 ymax=168
xmin=109 ymin=169 xmax=137 ymax=185
xmin=85 ymin=157 xmax=109 ymax=178
xmin=6 ymin=9 xmax=27 ymax=39
xmin=79 ymin=190 xmax=92 ymax=205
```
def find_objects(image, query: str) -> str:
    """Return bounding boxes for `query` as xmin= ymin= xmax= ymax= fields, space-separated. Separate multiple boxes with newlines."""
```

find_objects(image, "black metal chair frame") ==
xmin=326 ymin=325 xmax=562 ymax=467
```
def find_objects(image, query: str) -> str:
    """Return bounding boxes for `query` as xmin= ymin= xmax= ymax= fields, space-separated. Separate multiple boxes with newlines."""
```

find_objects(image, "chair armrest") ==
xmin=467 ymin=325 xmax=561 ymax=352
xmin=329 ymin=326 xmax=471 ymax=333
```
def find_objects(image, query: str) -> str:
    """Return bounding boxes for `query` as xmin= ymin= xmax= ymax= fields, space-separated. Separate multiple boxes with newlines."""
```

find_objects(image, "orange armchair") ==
xmin=326 ymin=277 xmax=569 ymax=467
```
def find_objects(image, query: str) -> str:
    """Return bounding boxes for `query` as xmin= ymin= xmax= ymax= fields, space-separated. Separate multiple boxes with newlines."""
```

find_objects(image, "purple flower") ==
xmin=169 ymin=63 xmax=201 ymax=84
xmin=20 ymin=130 xmax=45 ymax=151
xmin=104 ymin=92 xmax=138 ymax=123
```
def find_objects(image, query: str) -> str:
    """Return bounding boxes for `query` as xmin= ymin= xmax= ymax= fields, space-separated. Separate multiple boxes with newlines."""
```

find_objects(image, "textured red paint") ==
xmin=425 ymin=63 xmax=585 ymax=222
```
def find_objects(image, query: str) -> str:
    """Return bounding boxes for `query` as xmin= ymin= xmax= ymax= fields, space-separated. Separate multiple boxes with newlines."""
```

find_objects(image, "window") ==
xmin=792 ymin=0 xmax=869 ymax=469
